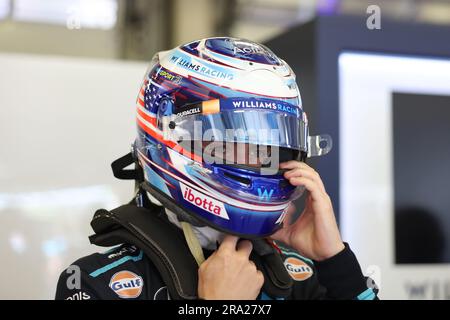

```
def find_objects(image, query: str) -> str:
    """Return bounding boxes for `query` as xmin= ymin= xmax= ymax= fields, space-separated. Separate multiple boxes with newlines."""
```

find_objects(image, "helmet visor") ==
xmin=167 ymin=97 xmax=308 ymax=156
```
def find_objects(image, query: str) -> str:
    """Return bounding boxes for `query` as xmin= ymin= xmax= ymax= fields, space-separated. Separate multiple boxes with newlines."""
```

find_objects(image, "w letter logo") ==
xmin=258 ymin=188 xmax=274 ymax=201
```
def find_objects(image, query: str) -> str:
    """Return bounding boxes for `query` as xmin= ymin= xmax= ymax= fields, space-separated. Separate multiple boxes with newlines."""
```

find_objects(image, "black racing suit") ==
xmin=55 ymin=233 xmax=378 ymax=300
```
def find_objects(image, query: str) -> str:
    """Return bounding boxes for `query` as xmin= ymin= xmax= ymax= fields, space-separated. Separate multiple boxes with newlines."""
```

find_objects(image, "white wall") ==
xmin=0 ymin=53 xmax=147 ymax=299
xmin=339 ymin=52 xmax=450 ymax=300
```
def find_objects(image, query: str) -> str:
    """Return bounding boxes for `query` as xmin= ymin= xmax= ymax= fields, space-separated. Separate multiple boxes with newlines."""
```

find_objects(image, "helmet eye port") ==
xmin=223 ymin=171 xmax=251 ymax=187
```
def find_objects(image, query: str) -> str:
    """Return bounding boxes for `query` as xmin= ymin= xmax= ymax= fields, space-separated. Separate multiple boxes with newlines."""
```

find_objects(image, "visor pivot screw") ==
xmin=168 ymin=121 xmax=176 ymax=129
xmin=157 ymin=144 xmax=163 ymax=150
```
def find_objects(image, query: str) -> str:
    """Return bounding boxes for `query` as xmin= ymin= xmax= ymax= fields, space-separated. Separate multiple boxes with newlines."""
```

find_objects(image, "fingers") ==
xmin=281 ymin=160 xmax=316 ymax=174
xmin=284 ymin=168 xmax=326 ymax=193
xmin=269 ymin=226 xmax=289 ymax=244
xmin=288 ymin=176 xmax=327 ymax=202
xmin=236 ymin=240 xmax=253 ymax=259
xmin=281 ymin=161 xmax=326 ymax=193
xmin=256 ymin=270 xmax=265 ymax=286
xmin=280 ymin=160 xmax=315 ymax=173
xmin=218 ymin=235 xmax=239 ymax=253
xmin=248 ymin=261 xmax=265 ymax=287
xmin=279 ymin=160 xmax=305 ymax=170
xmin=218 ymin=236 xmax=254 ymax=260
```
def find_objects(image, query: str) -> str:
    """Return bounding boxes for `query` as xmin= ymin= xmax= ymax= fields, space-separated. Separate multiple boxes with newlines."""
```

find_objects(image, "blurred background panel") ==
xmin=2 ymin=0 xmax=450 ymax=61
xmin=1 ymin=0 xmax=450 ymax=299
xmin=0 ymin=53 xmax=146 ymax=299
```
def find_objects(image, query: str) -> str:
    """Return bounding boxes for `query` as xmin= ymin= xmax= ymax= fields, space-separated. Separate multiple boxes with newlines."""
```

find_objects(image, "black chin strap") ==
xmin=111 ymin=152 xmax=144 ymax=181
xmin=251 ymin=239 xmax=294 ymax=298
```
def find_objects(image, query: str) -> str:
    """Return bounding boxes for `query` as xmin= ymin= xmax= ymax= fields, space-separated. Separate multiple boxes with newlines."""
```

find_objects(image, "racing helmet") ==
xmin=134 ymin=37 xmax=331 ymax=238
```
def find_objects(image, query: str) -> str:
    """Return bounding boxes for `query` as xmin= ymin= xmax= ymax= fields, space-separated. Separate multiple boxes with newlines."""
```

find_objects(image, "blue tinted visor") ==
xmin=170 ymin=97 xmax=309 ymax=153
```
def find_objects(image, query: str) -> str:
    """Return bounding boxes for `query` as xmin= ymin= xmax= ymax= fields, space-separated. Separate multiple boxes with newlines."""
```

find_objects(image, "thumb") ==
xmin=270 ymin=227 xmax=289 ymax=243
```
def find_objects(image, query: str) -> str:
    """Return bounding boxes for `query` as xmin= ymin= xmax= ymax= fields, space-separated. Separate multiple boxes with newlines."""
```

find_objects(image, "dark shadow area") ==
xmin=395 ymin=206 xmax=445 ymax=264
xmin=393 ymin=92 xmax=450 ymax=263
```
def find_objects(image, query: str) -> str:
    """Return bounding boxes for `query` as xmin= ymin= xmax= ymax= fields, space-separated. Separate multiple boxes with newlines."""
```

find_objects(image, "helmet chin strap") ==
xmin=165 ymin=207 xmax=224 ymax=250
xmin=180 ymin=221 xmax=205 ymax=267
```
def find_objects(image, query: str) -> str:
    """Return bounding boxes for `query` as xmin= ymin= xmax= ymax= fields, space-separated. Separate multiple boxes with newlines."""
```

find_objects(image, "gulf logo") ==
xmin=284 ymin=257 xmax=313 ymax=281
xmin=109 ymin=271 xmax=143 ymax=299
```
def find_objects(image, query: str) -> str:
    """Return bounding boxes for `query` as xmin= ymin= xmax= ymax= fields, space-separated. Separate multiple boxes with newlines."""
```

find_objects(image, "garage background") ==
xmin=1 ymin=0 xmax=450 ymax=299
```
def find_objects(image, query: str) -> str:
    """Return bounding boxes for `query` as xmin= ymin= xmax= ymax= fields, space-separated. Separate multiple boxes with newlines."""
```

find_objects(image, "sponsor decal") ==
xmin=284 ymin=257 xmax=313 ymax=281
xmin=158 ymin=69 xmax=182 ymax=84
xmin=170 ymin=55 xmax=234 ymax=80
xmin=257 ymin=187 xmax=274 ymax=201
xmin=221 ymin=38 xmax=277 ymax=58
xmin=174 ymin=103 xmax=202 ymax=118
xmin=65 ymin=291 xmax=91 ymax=300
xmin=221 ymin=38 xmax=279 ymax=64
xmin=233 ymin=45 xmax=268 ymax=55
xmin=233 ymin=100 xmax=276 ymax=110
xmin=231 ymin=100 xmax=299 ymax=116
xmin=109 ymin=271 xmax=143 ymax=299
xmin=180 ymin=182 xmax=229 ymax=220
xmin=107 ymin=246 xmax=138 ymax=259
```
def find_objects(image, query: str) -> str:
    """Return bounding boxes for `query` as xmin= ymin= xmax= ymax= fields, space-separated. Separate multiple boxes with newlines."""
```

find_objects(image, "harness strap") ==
xmin=181 ymin=221 xmax=206 ymax=266
xmin=89 ymin=203 xmax=294 ymax=300
xmin=89 ymin=204 xmax=199 ymax=300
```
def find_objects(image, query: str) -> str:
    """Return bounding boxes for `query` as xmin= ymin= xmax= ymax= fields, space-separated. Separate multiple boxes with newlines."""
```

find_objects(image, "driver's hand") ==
xmin=198 ymin=235 xmax=264 ymax=300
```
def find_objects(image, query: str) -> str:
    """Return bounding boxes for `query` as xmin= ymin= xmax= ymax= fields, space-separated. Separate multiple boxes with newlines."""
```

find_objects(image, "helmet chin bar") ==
xmin=307 ymin=134 xmax=333 ymax=158
xmin=140 ymin=179 xmax=283 ymax=240
xmin=114 ymin=138 xmax=328 ymax=239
